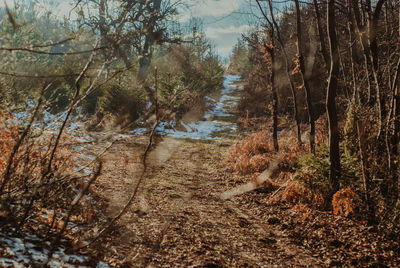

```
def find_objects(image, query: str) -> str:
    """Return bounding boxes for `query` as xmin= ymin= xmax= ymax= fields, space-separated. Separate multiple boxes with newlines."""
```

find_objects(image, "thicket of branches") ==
xmin=230 ymin=0 xmax=400 ymax=235
xmin=0 ymin=0 xmax=224 ymax=265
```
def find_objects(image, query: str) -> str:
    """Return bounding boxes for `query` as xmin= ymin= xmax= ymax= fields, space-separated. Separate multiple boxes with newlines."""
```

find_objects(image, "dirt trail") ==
xmin=94 ymin=137 xmax=322 ymax=267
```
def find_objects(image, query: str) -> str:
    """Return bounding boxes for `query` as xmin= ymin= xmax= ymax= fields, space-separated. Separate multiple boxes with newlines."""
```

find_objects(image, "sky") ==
xmin=179 ymin=0 xmax=259 ymax=58
xmin=0 ymin=0 xmax=264 ymax=59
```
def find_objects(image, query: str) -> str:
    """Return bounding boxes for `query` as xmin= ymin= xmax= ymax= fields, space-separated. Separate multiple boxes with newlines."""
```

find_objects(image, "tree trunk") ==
xmin=267 ymin=0 xmax=301 ymax=145
xmin=313 ymin=0 xmax=330 ymax=68
xmin=387 ymin=57 xmax=400 ymax=209
xmin=370 ymin=0 xmax=387 ymax=144
xmin=255 ymin=0 xmax=279 ymax=151
xmin=295 ymin=0 xmax=315 ymax=154
xmin=347 ymin=0 xmax=358 ymax=99
xmin=269 ymin=32 xmax=279 ymax=152
xmin=138 ymin=0 xmax=162 ymax=81
xmin=357 ymin=120 xmax=376 ymax=224
xmin=352 ymin=0 xmax=375 ymax=105
xmin=326 ymin=0 xmax=340 ymax=195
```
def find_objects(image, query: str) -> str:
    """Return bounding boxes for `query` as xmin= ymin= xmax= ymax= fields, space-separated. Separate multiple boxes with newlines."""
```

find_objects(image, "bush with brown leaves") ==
xmin=228 ymin=130 xmax=273 ymax=174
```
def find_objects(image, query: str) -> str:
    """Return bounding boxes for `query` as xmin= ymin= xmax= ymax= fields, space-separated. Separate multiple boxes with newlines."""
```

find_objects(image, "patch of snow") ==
xmin=130 ymin=75 xmax=242 ymax=140
xmin=0 ymin=231 xmax=109 ymax=267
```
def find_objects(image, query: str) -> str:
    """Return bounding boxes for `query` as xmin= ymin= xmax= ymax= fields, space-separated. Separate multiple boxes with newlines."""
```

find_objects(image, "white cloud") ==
xmin=0 ymin=0 xmax=15 ymax=8
xmin=205 ymin=25 xmax=254 ymax=39
xmin=216 ymin=45 xmax=235 ymax=58
xmin=178 ymin=0 xmax=241 ymax=22
xmin=205 ymin=24 xmax=255 ymax=58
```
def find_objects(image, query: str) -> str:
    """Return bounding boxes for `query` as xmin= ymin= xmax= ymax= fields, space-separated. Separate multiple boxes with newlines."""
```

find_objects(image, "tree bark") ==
xmin=295 ymin=0 xmax=315 ymax=154
xmin=269 ymin=31 xmax=279 ymax=152
xmin=255 ymin=0 xmax=279 ymax=152
xmin=313 ymin=0 xmax=330 ymax=68
xmin=326 ymin=0 xmax=340 ymax=195
xmin=267 ymin=0 xmax=302 ymax=145
xmin=138 ymin=0 xmax=162 ymax=81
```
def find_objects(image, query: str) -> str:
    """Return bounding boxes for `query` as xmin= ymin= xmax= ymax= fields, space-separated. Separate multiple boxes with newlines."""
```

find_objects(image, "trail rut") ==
xmin=95 ymin=137 xmax=322 ymax=267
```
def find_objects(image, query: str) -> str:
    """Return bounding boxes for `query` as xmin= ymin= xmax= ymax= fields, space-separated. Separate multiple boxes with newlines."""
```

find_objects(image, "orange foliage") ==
xmin=228 ymin=130 xmax=273 ymax=174
xmin=0 ymin=111 xmax=17 ymax=174
xmin=291 ymin=203 xmax=314 ymax=222
xmin=291 ymin=53 xmax=301 ymax=75
xmin=268 ymin=180 xmax=325 ymax=208
xmin=332 ymin=187 xmax=361 ymax=217
xmin=0 ymin=111 xmax=85 ymax=210
xmin=260 ymin=41 xmax=274 ymax=67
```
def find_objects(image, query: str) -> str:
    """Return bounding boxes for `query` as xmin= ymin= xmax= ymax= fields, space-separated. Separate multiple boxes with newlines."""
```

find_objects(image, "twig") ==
xmin=31 ymin=38 xmax=75 ymax=49
xmin=0 ymin=70 xmax=79 ymax=79
xmin=0 ymin=82 xmax=52 ymax=194
xmin=77 ymin=118 xmax=162 ymax=250
xmin=4 ymin=0 xmax=18 ymax=30
xmin=266 ymin=176 xmax=294 ymax=203
xmin=0 ymin=45 xmax=108 ymax=55
xmin=45 ymin=161 xmax=102 ymax=265
xmin=43 ymin=50 xmax=96 ymax=180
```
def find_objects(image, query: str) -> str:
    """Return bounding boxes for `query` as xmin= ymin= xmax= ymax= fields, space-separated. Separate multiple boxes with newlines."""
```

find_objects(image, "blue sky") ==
xmin=1 ymin=0 xmax=263 ymax=58
xmin=179 ymin=0 xmax=259 ymax=58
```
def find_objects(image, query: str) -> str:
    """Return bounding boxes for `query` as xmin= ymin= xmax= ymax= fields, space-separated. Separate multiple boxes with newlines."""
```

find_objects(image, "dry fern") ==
xmin=332 ymin=187 xmax=361 ymax=217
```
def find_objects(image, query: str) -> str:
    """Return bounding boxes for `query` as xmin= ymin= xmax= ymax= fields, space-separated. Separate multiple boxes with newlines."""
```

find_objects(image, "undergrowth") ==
xmin=228 ymin=130 xmax=273 ymax=174
xmin=228 ymin=127 xmax=363 ymax=217
xmin=0 ymin=110 xmax=101 ymax=262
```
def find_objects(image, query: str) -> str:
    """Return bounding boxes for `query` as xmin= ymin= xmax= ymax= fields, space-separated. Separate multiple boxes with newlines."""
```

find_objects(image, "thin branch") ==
xmin=43 ymin=50 xmax=96 ymax=180
xmin=0 ymin=45 xmax=108 ymax=56
xmin=0 ymin=71 xmax=79 ymax=79
xmin=0 ymin=82 xmax=52 ymax=194
xmin=30 ymin=38 xmax=75 ymax=49
xmin=77 ymin=118 xmax=163 ymax=250
xmin=45 ymin=161 xmax=102 ymax=265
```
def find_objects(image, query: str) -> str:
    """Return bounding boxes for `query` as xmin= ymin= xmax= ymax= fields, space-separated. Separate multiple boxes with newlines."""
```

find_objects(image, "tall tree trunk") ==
xmin=387 ymin=57 xmax=400 ymax=210
xmin=267 ymin=0 xmax=302 ymax=145
xmin=326 ymin=0 xmax=340 ymax=196
xmin=255 ymin=0 xmax=279 ymax=151
xmin=357 ymin=120 xmax=376 ymax=224
xmin=352 ymin=0 xmax=375 ymax=105
xmin=295 ymin=0 xmax=315 ymax=154
xmin=269 ymin=31 xmax=279 ymax=152
xmin=347 ymin=0 xmax=358 ymax=99
xmin=138 ymin=0 xmax=162 ymax=81
xmin=347 ymin=0 xmax=376 ymax=223
xmin=313 ymin=0 xmax=330 ymax=68
xmin=370 ymin=0 xmax=387 ymax=144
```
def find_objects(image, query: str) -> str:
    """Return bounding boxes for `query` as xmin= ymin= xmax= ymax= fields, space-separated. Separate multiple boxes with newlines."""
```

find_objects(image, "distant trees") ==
xmin=78 ymin=0 xmax=180 ymax=80
xmin=0 ymin=0 xmax=224 ymax=124
xmin=228 ymin=40 xmax=250 ymax=77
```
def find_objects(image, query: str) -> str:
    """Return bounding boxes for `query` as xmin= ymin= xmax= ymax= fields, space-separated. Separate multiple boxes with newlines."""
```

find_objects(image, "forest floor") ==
xmin=88 ymin=133 xmax=400 ymax=267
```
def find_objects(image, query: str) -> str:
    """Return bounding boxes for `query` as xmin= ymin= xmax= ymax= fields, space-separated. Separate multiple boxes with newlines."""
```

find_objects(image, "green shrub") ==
xmin=97 ymin=83 xmax=146 ymax=123
xmin=343 ymin=100 xmax=360 ymax=157
xmin=202 ymin=56 xmax=225 ymax=94
xmin=159 ymin=72 xmax=186 ymax=111
xmin=295 ymin=144 xmax=363 ymax=198
xmin=44 ymin=83 xmax=72 ymax=114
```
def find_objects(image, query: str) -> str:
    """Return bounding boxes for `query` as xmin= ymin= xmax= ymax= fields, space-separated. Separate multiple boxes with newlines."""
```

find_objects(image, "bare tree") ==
xmin=326 ymin=0 xmax=340 ymax=198
xmin=266 ymin=0 xmax=302 ymax=145
xmin=256 ymin=0 xmax=279 ymax=152
xmin=294 ymin=0 xmax=316 ymax=154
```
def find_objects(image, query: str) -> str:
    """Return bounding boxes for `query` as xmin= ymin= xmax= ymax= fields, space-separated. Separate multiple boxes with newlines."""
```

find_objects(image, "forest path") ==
xmin=95 ymin=137 xmax=322 ymax=267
